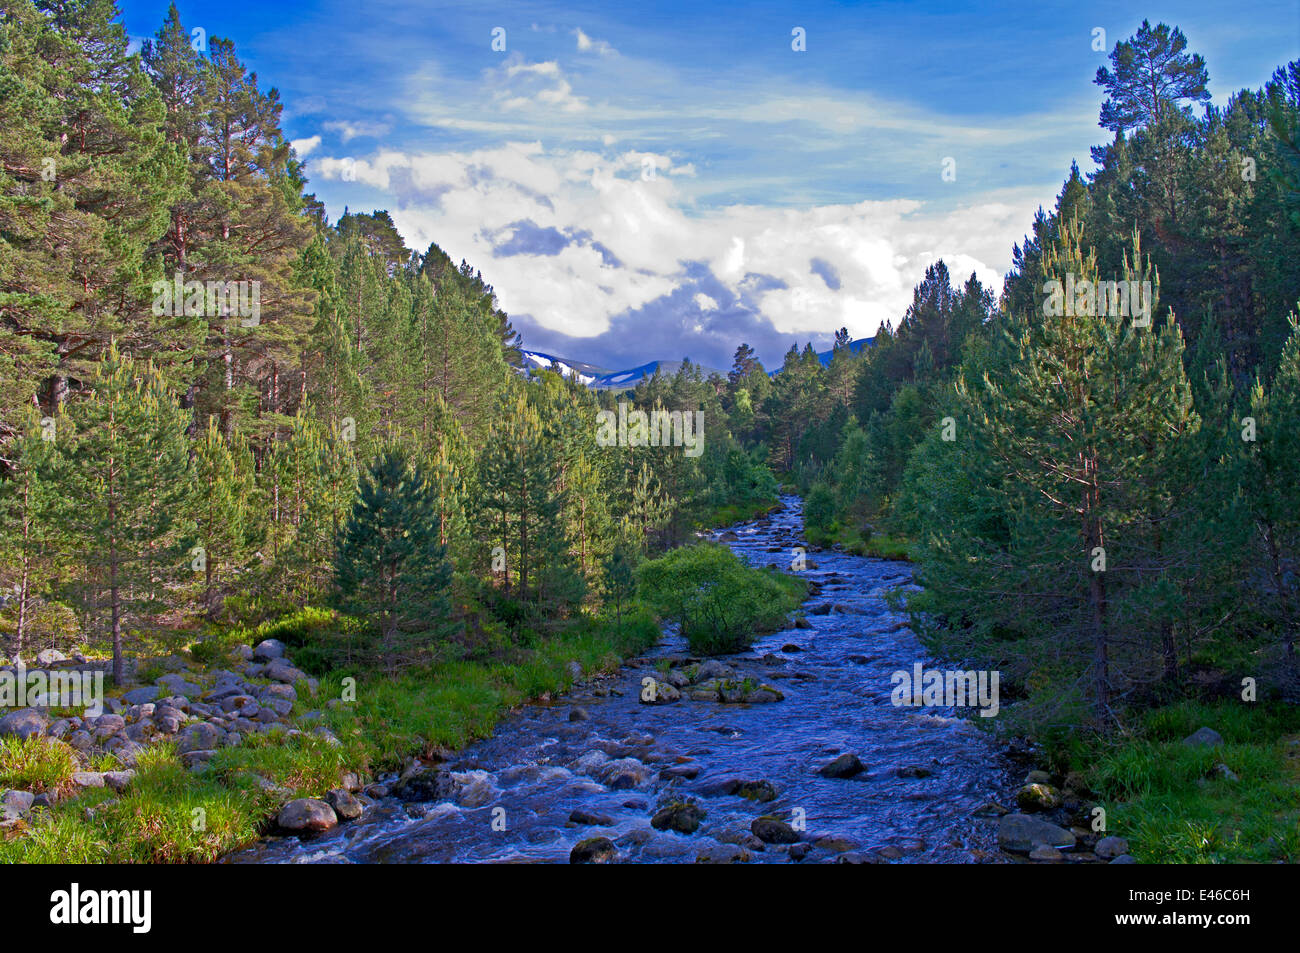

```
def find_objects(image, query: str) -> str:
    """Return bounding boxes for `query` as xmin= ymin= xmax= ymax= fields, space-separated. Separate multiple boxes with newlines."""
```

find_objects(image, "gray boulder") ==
xmin=0 ymin=708 xmax=48 ymax=740
xmin=121 ymin=686 xmax=160 ymax=705
xmin=1183 ymin=726 xmax=1224 ymax=748
xmin=277 ymin=797 xmax=338 ymax=833
xmin=997 ymin=814 xmax=1076 ymax=853
xmin=1095 ymin=835 xmax=1130 ymax=859
xmin=818 ymin=753 xmax=864 ymax=779
xmin=253 ymin=638 xmax=286 ymax=661
xmin=324 ymin=788 xmax=363 ymax=821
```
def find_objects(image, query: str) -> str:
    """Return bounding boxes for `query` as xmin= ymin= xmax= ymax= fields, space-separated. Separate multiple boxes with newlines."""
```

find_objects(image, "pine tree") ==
xmin=334 ymin=447 xmax=455 ymax=664
xmin=53 ymin=345 xmax=194 ymax=682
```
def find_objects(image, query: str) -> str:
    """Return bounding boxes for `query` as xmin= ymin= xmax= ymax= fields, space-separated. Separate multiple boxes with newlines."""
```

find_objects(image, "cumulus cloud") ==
xmin=291 ymin=135 xmax=322 ymax=157
xmin=310 ymin=142 xmax=1039 ymax=367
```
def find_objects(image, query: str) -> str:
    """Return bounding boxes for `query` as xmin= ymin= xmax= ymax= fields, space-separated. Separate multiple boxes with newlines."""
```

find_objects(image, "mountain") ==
xmin=520 ymin=338 xmax=872 ymax=390
xmin=520 ymin=351 xmax=727 ymax=390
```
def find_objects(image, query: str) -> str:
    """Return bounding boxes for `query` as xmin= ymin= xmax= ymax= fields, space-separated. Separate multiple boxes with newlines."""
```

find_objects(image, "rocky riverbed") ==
xmin=224 ymin=496 xmax=1098 ymax=864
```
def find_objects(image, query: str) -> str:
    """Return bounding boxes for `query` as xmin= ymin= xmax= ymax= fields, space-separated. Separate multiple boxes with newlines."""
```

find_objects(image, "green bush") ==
xmin=636 ymin=544 xmax=804 ymax=655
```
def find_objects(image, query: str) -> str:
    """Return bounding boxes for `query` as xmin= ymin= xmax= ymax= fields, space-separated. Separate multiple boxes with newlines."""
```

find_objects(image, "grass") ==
xmin=1074 ymin=701 xmax=1300 ymax=863
xmin=805 ymin=522 xmax=912 ymax=561
xmin=0 ymin=736 xmax=78 ymax=794
xmin=0 ymin=607 xmax=661 ymax=864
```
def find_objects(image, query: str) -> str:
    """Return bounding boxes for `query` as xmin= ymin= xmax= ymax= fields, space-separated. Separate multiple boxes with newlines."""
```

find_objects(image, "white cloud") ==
xmin=573 ymin=28 xmax=616 ymax=56
xmin=291 ymin=135 xmax=321 ymax=157
xmin=309 ymin=143 xmax=1041 ymax=345
xmin=323 ymin=119 xmax=390 ymax=143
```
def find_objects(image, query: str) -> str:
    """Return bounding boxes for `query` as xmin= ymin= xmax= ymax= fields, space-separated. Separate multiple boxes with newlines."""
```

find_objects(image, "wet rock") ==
xmin=1182 ymin=726 xmax=1224 ymax=748
xmin=278 ymin=797 xmax=337 ymax=833
xmin=742 ymin=685 xmax=784 ymax=703
xmin=639 ymin=679 xmax=680 ymax=705
xmin=972 ymin=800 xmax=1010 ymax=817
xmin=1025 ymin=769 xmax=1052 ymax=784
xmin=1029 ymin=845 xmax=1064 ymax=862
xmin=651 ymin=800 xmax=706 ymax=834
xmin=897 ymin=765 xmax=933 ymax=779
xmin=997 ymin=814 xmax=1076 ymax=853
xmin=451 ymin=770 xmax=496 ymax=807
xmin=696 ymin=844 xmax=749 ymax=863
xmin=568 ymin=707 xmax=589 ymax=722
xmin=781 ymin=643 xmax=803 ymax=653
xmin=570 ymin=836 xmax=617 ymax=864
xmin=818 ymin=753 xmax=865 ymax=779
xmin=569 ymin=809 xmax=614 ymax=826
xmin=660 ymin=764 xmax=699 ymax=781
xmin=1095 ymin=836 xmax=1130 ymax=859
xmin=391 ymin=766 xmax=456 ymax=802
xmin=815 ymin=835 xmax=860 ymax=853
xmin=736 ymin=779 xmax=778 ymax=802
xmin=809 ymin=603 xmax=832 ymax=615
xmin=0 ymin=708 xmax=48 ymax=740
xmin=325 ymin=788 xmax=363 ymax=821
xmin=599 ymin=758 xmax=652 ymax=790
xmin=834 ymin=851 xmax=883 ymax=864
xmin=789 ymin=842 xmax=812 ymax=861
xmin=793 ymin=618 xmax=813 ymax=630
xmin=696 ymin=660 xmax=734 ymax=681
xmin=1016 ymin=782 xmax=1062 ymax=811
xmin=751 ymin=815 xmax=800 ymax=844
xmin=1109 ymin=854 xmax=1138 ymax=864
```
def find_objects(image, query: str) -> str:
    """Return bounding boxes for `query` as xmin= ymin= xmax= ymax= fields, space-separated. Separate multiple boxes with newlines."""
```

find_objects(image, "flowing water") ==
xmin=227 ymin=496 xmax=1013 ymax=864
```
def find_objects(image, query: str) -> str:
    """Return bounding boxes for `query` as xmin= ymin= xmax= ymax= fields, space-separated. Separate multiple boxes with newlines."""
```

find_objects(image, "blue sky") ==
xmin=120 ymin=0 xmax=1299 ymax=370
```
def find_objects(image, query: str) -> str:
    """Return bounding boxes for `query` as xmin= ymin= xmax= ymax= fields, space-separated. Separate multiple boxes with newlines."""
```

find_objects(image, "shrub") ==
xmin=636 ymin=544 xmax=804 ymax=655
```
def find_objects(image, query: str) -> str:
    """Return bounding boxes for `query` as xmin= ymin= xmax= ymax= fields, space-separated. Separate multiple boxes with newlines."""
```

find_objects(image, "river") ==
xmin=227 ymin=495 xmax=1013 ymax=863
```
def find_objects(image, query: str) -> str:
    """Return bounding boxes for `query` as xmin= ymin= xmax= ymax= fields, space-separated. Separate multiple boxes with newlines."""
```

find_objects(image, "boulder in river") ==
xmin=325 ymin=788 xmax=363 ymax=821
xmin=570 ymin=836 xmax=617 ymax=864
xmin=569 ymin=809 xmax=614 ymax=826
xmin=751 ymin=815 xmax=800 ymax=844
xmin=818 ymin=753 xmax=865 ymax=779
xmin=651 ymin=799 xmax=706 ymax=834
xmin=997 ymin=814 xmax=1076 ymax=853
xmin=736 ymin=779 xmax=778 ymax=802
xmin=391 ymin=765 xmax=456 ymax=802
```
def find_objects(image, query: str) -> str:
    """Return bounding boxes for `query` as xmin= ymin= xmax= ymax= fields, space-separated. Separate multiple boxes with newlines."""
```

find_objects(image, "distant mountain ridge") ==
xmin=520 ymin=338 xmax=872 ymax=390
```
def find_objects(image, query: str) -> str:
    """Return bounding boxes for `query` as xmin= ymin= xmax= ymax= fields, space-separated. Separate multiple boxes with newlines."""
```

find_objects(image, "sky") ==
xmin=118 ymin=0 xmax=1299 ymax=371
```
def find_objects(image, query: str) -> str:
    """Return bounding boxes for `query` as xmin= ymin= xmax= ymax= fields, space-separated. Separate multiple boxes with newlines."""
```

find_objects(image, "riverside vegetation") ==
xmin=0 ymin=7 xmax=1298 ymax=862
